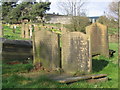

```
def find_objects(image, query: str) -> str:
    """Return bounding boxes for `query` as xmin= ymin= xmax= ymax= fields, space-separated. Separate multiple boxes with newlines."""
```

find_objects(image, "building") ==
xmin=45 ymin=13 xmax=100 ymax=24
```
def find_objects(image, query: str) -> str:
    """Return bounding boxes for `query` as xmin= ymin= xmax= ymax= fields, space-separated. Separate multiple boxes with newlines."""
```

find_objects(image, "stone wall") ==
xmin=1 ymin=38 xmax=33 ymax=63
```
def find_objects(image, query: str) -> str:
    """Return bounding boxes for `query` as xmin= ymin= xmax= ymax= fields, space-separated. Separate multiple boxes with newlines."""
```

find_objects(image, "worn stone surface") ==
xmin=34 ymin=25 xmax=39 ymax=31
xmin=21 ymin=23 xmax=25 ymax=38
xmin=86 ymin=23 xmax=109 ymax=57
xmin=24 ymin=24 xmax=30 ymax=38
xmin=87 ymin=77 xmax=108 ymax=83
xmin=33 ymin=30 xmax=60 ymax=70
xmin=1 ymin=38 xmax=33 ymax=63
xmin=51 ymin=74 xmax=107 ymax=84
xmin=61 ymin=32 xmax=92 ymax=74
xmin=29 ymin=24 xmax=33 ymax=39
xmin=21 ymin=24 xmax=31 ymax=39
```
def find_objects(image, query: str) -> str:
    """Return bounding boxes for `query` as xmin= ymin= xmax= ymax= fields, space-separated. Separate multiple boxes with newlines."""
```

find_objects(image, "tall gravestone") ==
xmin=21 ymin=23 xmax=25 ymax=38
xmin=61 ymin=32 xmax=92 ymax=74
xmin=34 ymin=25 xmax=39 ymax=31
xmin=86 ymin=23 xmax=109 ymax=57
xmin=33 ymin=30 xmax=60 ymax=70
xmin=25 ymin=24 xmax=30 ymax=39
xmin=21 ymin=24 xmax=30 ymax=39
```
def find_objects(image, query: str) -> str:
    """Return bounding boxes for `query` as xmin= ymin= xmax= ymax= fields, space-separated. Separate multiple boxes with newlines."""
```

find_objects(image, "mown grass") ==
xmin=2 ymin=42 xmax=118 ymax=88
xmin=3 ymin=25 xmax=31 ymax=40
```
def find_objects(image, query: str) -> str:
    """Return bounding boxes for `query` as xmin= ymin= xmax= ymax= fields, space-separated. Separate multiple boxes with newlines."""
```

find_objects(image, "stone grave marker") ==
xmin=34 ymin=25 xmax=39 ymax=31
xmin=21 ymin=23 xmax=25 ymax=38
xmin=24 ymin=24 xmax=30 ymax=38
xmin=61 ymin=32 xmax=92 ymax=74
xmin=86 ymin=23 xmax=109 ymax=57
xmin=29 ymin=24 xmax=33 ymax=39
xmin=21 ymin=24 xmax=31 ymax=39
xmin=33 ymin=30 xmax=60 ymax=70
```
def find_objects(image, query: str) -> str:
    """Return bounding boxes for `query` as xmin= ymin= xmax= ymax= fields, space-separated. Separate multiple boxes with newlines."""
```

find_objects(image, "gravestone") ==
xmin=0 ymin=25 xmax=2 ymax=37
xmin=21 ymin=24 xmax=30 ymax=39
xmin=1 ymin=38 xmax=33 ymax=62
xmin=61 ymin=32 xmax=92 ymax=74
xmin=33 ymin=30 xmax=60 ymax=70
xmin=29 ymin=24 xmax=33 ymax=39
xmin=86 ymin=23 xmax=109 ymax=57
xmin=21 ymin=23 xmax=25 ymax=38
xmin=24 ymin=24 xmax=30 ymax=38
xmin=34 ymin=25 xmax=39 ymax=31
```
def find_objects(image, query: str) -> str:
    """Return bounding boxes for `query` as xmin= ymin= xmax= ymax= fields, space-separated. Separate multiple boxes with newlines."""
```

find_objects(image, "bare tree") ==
xmin=57 ymin=0 xmax=86 ymax=16
xmin=108 ymin=0 xmax=119 ymax=20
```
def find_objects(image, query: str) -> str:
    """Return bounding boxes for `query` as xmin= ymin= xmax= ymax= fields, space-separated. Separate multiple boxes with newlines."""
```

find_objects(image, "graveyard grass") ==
xmin=3 ymin=25 xmax=30 ymax=40
xmin=2 ymin=42 xmax=118 ymax=88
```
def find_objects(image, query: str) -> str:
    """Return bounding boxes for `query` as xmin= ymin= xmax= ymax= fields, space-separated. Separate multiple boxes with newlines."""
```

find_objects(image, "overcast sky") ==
xmin=39 ymin=0 xmax=115 ymax=17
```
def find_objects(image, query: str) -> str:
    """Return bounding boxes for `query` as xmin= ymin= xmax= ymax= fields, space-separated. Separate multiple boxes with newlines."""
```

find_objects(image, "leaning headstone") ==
xmin=86 ymin=23 xmax=109 ymax=57
xmin=61 ymin=32 xmax=92 ymax=74
xmin=33 ymin=30 xmax=60 ymax=70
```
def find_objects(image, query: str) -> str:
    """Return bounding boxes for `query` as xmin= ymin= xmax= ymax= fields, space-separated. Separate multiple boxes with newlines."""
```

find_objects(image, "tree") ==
xmin=2 ymin=1 xmax=51 ymax=24
xmin=30 ymin=2 xmax=51 ymax=23
xmin=108 ymin=1 xmax=119 ymax=21
xmin=58 ymin=0 xmax=86 ymax=16
xmin=2 ymin=1 xmax=19 ymax=23
xmin=65 ymin=16 xmax=90 ymax=33
xmin=98 ymin=15 xmax=118 ymax=29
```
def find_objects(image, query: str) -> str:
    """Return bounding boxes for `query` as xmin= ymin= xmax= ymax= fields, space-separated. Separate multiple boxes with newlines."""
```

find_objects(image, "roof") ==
xmin=88 ymin=16 xmax=99 ymax=19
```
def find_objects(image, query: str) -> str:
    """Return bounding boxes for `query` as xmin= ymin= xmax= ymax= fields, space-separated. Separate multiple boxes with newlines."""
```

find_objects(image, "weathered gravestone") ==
xmin=21 ymin=23 xmax=25 ymax=38
xmin=86 ymin=23 xmax=109 ymax=57
xmin=34 ymin=24 xmax=39 ymax=31
xmin=21 ymin=23 xmax=30 ymax=39
xmin=61 ymin=32 xmax=92 ymax=74
xmin=1 ymin=38 xmax=33 ymax=63
xmin=25 ymin=24 xmax=30 ymax=38
xmin=33 ymin=30 xmax=60 ymax=70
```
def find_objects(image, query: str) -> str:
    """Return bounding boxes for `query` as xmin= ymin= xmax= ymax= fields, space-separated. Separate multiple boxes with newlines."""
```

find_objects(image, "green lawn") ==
xmin=2 ymin=42 xmax=118 ymax=88
xmin=3 ymin=24 xmax=31 ymax=40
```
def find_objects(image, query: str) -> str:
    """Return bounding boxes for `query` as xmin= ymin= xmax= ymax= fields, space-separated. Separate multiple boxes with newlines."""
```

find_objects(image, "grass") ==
xmin=2 ymin=42 xmax=118 ymax=88
xmin=108 ymin=28 xmax=118 ymax=35
xmin=3 ymin=24 xmax=31 ymax=40
xmin=2 ymin=24 xmax=119 ymax=88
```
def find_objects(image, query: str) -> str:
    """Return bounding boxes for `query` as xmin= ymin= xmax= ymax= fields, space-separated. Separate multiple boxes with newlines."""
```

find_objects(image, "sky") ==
xmin=38 ymin=0 xmax=115 ymax=17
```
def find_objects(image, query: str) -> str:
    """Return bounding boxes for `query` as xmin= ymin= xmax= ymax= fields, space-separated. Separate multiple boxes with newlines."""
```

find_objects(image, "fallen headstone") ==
xmin=52 ymin=74 xmax=108 ymax=84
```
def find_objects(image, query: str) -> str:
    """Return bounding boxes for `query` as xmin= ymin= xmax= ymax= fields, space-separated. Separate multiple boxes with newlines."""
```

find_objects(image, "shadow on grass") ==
xmin=92 ymin=59 xmax=109 ymax=72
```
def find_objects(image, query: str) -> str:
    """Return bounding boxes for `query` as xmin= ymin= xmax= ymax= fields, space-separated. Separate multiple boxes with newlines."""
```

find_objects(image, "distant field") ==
xmin=2 ymin=42 xmax=118 ymax=88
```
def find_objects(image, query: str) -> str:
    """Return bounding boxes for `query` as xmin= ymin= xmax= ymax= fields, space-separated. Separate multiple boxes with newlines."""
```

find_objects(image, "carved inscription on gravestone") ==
xmin=33 ymin=30 xmax=60 ymax=70
xmin=61 ymin=32 xmax=92 ymax=74
xmin=86 ymin=23 xmax=109 ymax=57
